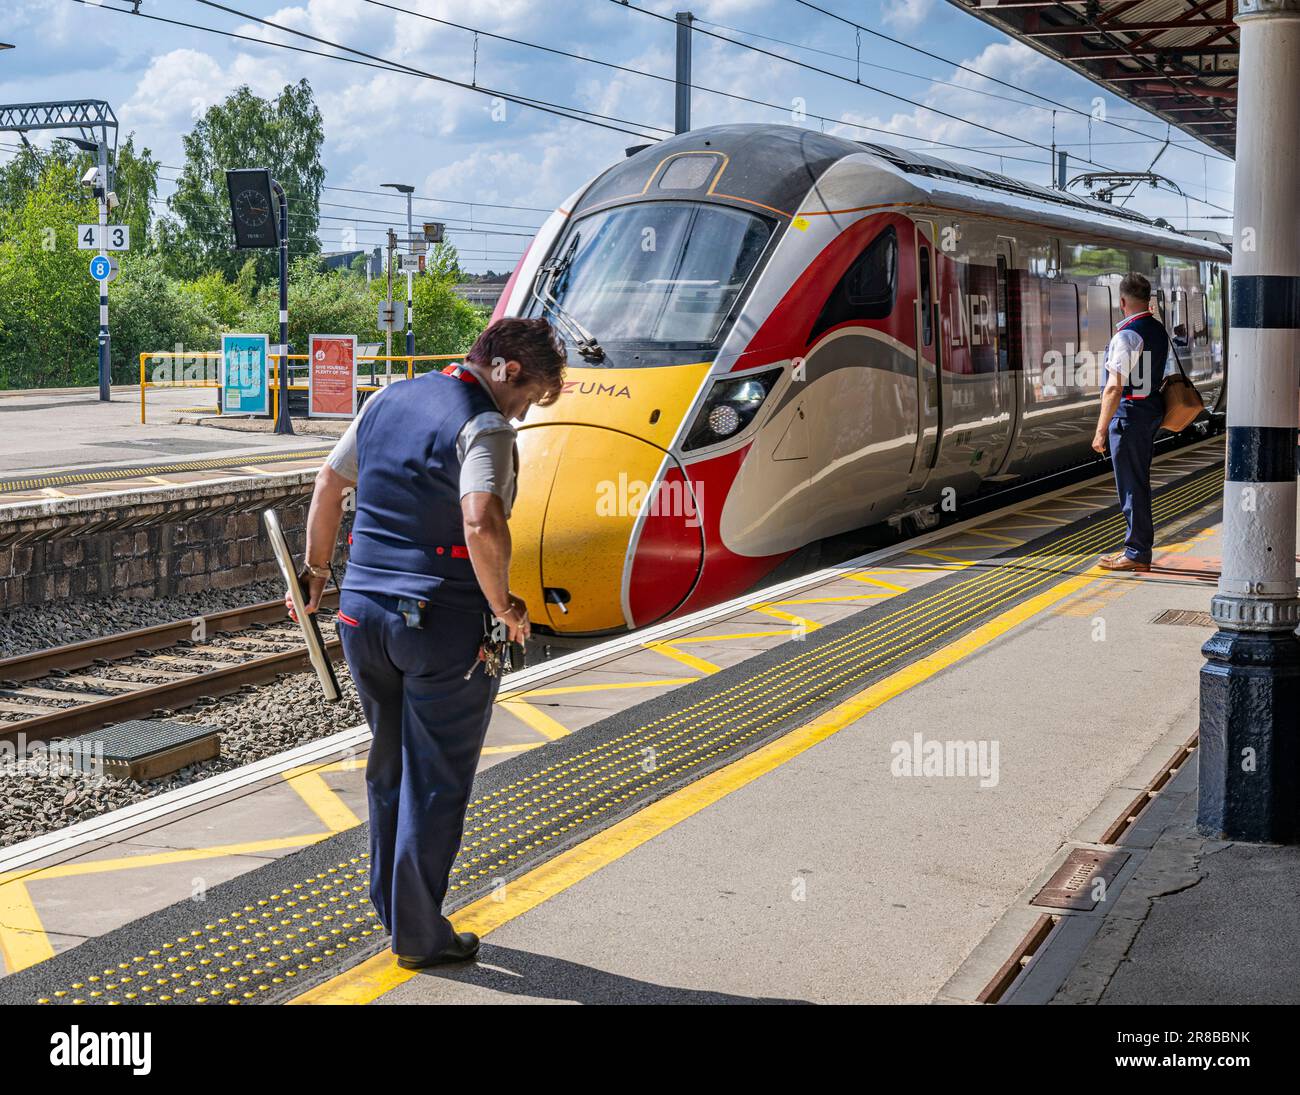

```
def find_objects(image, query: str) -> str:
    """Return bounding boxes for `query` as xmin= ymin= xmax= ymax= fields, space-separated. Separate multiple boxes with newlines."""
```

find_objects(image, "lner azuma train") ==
xmin=495 ymin=123 xmax=1230 ymax=635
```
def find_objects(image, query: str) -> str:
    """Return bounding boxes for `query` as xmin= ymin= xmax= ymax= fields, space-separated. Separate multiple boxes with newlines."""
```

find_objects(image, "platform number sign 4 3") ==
xmin=78 ymin=224 xmax=130 ymax=251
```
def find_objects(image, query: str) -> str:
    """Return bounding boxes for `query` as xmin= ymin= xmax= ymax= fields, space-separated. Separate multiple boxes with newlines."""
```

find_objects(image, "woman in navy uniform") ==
xmin=294 ymin=318 xmax=566 ymax=968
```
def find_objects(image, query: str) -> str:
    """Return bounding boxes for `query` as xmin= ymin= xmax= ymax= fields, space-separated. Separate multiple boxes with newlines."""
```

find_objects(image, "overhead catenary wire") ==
xmin=68 ymin=0 xmax=669 ymax=141
xmin=61 ymin=0 xmax=1232 ymax=223
xmin=783 ymin=0 xmax=1234 ymax=161
xmin=609 ymin=0 xmax=1234 ymax=216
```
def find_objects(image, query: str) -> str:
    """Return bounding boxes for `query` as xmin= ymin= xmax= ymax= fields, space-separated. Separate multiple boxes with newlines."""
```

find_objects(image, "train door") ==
xmin=988 ymin=236 xmax=1021 ymax=476
xmin=906 ymin=220 xmax=943 ymax=492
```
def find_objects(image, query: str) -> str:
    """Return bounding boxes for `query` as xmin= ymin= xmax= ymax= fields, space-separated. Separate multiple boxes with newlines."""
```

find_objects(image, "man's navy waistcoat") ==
xmin=1119 ymin=312 xmax=1171 ymax=400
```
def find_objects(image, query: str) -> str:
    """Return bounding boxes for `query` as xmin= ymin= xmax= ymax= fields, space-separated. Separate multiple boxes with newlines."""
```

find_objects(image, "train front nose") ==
xmin=510 ymin=424 xmax=702 ymax=634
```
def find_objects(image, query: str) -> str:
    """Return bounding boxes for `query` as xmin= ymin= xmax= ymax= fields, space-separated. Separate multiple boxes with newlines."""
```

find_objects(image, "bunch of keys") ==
xmin=464 ymin=617 xmax=526 ymax=680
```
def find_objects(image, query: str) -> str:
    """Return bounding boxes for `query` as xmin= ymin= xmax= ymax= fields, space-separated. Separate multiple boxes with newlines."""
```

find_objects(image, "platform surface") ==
xmin=0 ymin=386 xmax=329 ymax=503
xmin=0 ymin=437 xmax=1256 ymax=1006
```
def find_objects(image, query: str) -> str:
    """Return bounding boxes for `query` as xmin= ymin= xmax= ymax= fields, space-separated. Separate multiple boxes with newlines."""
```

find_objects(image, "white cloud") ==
xmin=881 ymin=0 xmax=936 ymax=32
xmin=122 ymin=48 xmax=290 ymax=159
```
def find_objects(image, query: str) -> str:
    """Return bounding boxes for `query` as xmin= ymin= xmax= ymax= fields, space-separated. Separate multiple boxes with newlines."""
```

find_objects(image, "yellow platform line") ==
xmin=907 ymin=548 xmax=980 ymax=566
xmin=749 ymin=604 xmax=822 ymax=632
xmin=844 ymin=573 xmax=909 ymax=592
xmin=958 ymin=529 xmax=1026 ymax=547
xmin=643 ymin=641 xmax=722 ymax=675
xmin=293 ymin=566 xmax=1098 ymax=1005
xmin=283 ymin=766 xmax=363 ymax=833
xmin=496 ymin=699 xmax=572 ymax=741
xmin=482 ymin=742 xmax=545 ymax=756
xmin=0 ymin=881 xmax=52 ymax=973
xmin=0 ymin=833 xmax=334 ymax=974
xmin=757 ymin=593 xmax=891 ymax=606
xmin=500 ymin=678 xmax=697 ymax=701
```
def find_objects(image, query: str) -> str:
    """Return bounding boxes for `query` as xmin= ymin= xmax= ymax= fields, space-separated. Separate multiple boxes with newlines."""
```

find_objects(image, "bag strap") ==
xmin=1167 ymin=336 xmax=1192 ymax=383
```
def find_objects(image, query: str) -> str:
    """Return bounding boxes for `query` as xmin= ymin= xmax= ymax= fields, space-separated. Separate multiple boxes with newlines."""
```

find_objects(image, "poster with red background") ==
xmin=308 ymin=334 xmax=358 ymax=418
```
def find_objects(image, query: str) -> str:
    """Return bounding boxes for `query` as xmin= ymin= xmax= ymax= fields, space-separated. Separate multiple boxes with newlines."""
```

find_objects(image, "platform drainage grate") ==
xmin=1152 ymin=608 xmax=1215 ymax=628
xmin=1031 ymin=848 xmax=1130 ymax=911
xmin=59 ymin=719 xmax=220 ymax=780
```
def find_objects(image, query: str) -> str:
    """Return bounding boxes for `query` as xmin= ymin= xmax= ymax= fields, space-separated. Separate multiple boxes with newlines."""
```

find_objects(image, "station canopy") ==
xmin=948 ymin=1 xmax=1240 ymax=157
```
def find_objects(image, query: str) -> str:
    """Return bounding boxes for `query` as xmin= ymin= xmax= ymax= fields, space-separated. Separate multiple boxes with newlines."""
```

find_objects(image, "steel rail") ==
xmin=0 ymin=593 xmax=341 ymax=745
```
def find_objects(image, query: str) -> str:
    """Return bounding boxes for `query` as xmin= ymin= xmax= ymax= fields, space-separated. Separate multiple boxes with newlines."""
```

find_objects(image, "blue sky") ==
xmin=2 ymin=1 xmax=1236 ymax=273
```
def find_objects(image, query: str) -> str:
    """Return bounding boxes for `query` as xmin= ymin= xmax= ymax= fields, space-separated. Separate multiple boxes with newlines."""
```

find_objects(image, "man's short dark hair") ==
xmin=466 ymin=317 xmax=567 ymax=405
xmin=1119 ymin=272 xmax=1152 ymax=305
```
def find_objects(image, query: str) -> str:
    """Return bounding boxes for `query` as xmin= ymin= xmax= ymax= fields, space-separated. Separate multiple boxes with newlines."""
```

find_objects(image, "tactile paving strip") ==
xmin=1 ymin=460 xmax=1225 ymax=1005
xmin=0 ymin=448 xmax=332 ymax=494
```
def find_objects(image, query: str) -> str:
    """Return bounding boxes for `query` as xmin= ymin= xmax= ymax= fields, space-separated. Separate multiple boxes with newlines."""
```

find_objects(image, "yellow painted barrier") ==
xmin=139 ymin=351 xmax=466 ymax=424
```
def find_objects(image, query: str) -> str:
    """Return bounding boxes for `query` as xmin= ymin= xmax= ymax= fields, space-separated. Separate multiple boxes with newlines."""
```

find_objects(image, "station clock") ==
xmin=226 ymin=168 xmax=280 ymax=249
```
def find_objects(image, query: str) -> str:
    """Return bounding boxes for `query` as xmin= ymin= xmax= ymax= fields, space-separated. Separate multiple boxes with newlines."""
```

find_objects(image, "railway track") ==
xmin=0 ymin=593 xmax=342 ymax=746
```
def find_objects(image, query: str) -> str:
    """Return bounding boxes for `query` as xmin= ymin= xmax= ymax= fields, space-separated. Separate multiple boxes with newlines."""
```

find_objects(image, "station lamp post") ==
xmin=1199 ymin=0 xmax=1300 ymax=844
xmin=382 ymin=183 xmax=416 ymax=361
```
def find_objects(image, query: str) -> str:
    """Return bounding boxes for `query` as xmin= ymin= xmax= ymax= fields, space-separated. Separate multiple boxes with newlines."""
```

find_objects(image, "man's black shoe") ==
xmin=395 ymin=931 xmax=481 ymax=970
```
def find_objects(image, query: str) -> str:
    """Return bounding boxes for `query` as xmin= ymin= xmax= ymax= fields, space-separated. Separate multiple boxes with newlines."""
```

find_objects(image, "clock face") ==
xmin=235 ymin=189 xmax=271 ymax=228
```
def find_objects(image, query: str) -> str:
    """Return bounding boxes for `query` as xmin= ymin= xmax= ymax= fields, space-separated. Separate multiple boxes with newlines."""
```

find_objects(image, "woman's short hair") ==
xmin=466 ymin=317 xmax=567 ymax=405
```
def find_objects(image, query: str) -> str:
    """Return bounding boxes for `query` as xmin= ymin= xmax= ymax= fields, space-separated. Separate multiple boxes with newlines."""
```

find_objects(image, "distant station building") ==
xmin=320 ymin=248 xmax=383 ymax=278
xmin=452 ymin=282 xmax=506 ymax=310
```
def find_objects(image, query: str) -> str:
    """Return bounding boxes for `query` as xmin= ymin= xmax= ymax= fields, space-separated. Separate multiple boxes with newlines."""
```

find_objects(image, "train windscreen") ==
xmin=537 ymin=202 xmax=773 ymax=354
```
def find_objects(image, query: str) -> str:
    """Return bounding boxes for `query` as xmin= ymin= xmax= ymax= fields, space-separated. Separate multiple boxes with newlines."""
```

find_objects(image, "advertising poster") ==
xmin=220 ymin=333 xmax=270 ymax=416
xmin=308 ymin=334 xmax=358 ymax=419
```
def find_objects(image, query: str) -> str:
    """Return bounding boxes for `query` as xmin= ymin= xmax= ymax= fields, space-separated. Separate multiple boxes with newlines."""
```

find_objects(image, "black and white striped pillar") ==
xmin=1200 ymin=0 xmax=1300 ymax=843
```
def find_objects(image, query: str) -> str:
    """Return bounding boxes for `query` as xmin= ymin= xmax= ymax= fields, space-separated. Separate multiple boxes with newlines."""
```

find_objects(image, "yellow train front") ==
xmin=495 ymin=123 xmax=1229 ymax=635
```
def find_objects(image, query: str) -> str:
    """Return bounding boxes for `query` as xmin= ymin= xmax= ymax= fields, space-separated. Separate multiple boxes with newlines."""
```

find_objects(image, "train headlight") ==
xmin=683 ymin=368 xmax=782 ymax=451
xmin=707 ymin=404 xmax=742 ymax=437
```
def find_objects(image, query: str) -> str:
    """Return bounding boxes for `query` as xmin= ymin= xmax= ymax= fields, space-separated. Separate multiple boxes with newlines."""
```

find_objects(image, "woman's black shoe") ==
xmin=395 ymin=931 xmax=481 ymax=969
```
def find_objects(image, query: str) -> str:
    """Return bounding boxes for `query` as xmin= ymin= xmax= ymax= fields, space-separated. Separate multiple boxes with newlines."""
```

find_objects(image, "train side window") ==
xmin=919 ymin=246 xmax=933 ymax=346
xmin=808 ymin=226 xmax=898 ymax=343
xmin=1190 ymin=289 xmax=1208 ymax=346
xmin=1171 ymin=290 xmax=1189 ymax=348
xmin=1086 ymin=285 xmax=1113 ymax=352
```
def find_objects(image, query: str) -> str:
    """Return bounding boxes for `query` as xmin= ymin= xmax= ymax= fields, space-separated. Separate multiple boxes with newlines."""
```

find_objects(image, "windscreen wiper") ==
xmin=530 ymin=235 xmax=606 ymax=363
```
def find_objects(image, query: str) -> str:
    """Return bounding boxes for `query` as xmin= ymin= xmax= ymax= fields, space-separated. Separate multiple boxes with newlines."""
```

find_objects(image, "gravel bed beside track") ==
xmin=0 ymin=579 xmax=287 ymax=660
xmin=0 ymin=661 xmax=365 ymax=848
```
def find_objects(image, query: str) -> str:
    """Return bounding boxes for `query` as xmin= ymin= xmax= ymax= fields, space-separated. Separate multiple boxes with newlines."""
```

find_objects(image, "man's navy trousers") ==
xmin=1108 ymin=394 xmax=1165 ymax=563
xmin=338 ymin=590 xmax=498 ymax=958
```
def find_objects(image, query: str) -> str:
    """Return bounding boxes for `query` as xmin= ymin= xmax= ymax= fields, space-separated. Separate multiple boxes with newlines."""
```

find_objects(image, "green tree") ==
xmin=165 ymin=80 xmax=325 ymax=282
xmin=183 ymin=270 xmax=249 ymax=329
xmin=108 ymin=253 xmax=219 ymax=377
xmin=232 ymin=254 xmax=486 ymax=371
xmin=0 ymin=157 xmax=100 ymax=387
xmin=111 ymin=135 xmax=161 ymax=252
xmin=0 ymin=136 xmax=165 ymax=387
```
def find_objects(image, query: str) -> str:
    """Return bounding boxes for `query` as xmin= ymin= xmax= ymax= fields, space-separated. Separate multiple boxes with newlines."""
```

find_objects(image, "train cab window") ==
xmin=919 ymin=246 xmax=933 ymax=347
xmin=808 ymin=226 xmax=897 ymax=343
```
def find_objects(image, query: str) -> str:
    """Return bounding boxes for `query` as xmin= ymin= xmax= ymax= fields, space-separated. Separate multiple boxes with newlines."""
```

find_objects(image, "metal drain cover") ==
xmin=56 ymin=719 xmax=220 ymax=780
xmin=1031 ymin=848 xmax=1130 ymax=911
xmin=1152 ymin=608 xmax=1216 ymax=628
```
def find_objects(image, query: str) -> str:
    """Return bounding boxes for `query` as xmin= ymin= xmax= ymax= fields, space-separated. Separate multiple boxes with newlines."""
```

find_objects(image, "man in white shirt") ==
xmin=1091 ymin=272 xmax=1171 ymax=571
